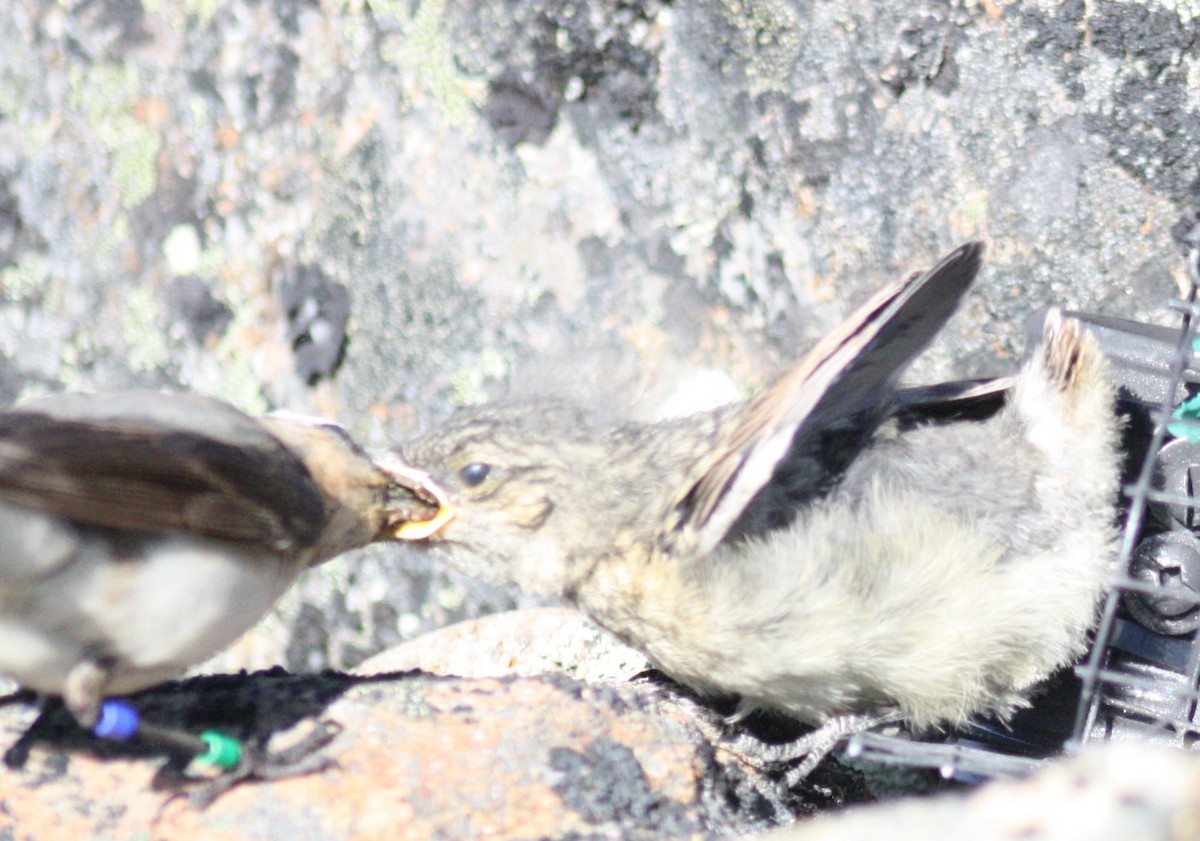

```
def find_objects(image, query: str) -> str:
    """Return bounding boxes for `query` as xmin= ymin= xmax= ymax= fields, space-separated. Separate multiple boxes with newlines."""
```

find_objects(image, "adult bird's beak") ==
xmin=376 ymin=455 xmax=455 ymax=539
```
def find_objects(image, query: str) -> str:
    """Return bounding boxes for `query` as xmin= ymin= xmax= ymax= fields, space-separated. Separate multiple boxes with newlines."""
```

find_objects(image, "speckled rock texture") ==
xmin=354 ymin=606 xmax=653 ymax=683
xmin=2 ymin=0 xmax=1200 ymax=836
xmin=0 ymin=663 xmax=867 ymax=839
xmin=4 ymin=651 xmax=1200 ymax=840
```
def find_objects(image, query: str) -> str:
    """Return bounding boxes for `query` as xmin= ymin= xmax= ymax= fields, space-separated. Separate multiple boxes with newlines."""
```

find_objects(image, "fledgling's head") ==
xmin=396 ymin=400 xmax=616 ymax=595
xmin=395 ymin=396 xmax=747 ymax=596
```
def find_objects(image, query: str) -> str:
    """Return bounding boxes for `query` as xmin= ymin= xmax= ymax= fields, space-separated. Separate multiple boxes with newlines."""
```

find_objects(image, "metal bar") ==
xmin=1071 ymin=277 xmax=1200 ymax=747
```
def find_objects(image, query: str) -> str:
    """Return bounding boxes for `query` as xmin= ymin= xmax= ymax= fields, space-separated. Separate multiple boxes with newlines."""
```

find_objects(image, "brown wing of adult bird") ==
xmin=0 ymin=390 xmax=451 ymax=801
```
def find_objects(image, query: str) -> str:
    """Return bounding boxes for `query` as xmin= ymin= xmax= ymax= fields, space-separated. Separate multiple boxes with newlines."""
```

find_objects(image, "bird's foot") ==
xmin=638 ymin=672 xmax=878 ymax=821
xmin=720 ymin=711 xmax=905 ymax=785
xmin=2 ymin=690 xmax=342 ymax=807
xmin=2 ymin=696 xmax=61 ymax=769
xmin=2 ymin=659 xmax=115 ymax=767
xmin=155 ymin=718 xmax=343 ymax=809
xmin=643 ymin=672 xmax=900 ymax=783
xmin=0 ymin=687 xmax=37 ymax=709
xmin=632 ymin=669 xmax=742 ymax=744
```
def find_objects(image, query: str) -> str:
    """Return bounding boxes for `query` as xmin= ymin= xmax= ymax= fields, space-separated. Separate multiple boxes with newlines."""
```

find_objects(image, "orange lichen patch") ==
xmin=0 ymin=749 xmax=252 ymax=840
xmin=133 ymin=97 xmax=170 ymax=128
xmin=216 ymin=123 xmax=240 ymax=150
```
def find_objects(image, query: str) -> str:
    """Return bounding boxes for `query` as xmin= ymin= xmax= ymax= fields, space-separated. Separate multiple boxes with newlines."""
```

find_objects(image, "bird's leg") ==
xmin=5 ymin=659 xmax=150 ymax=768
xmin=1 ymin=659 xmax=113 ymax=770
xmin=641 ymin=674 xmax=883 ymax=820
xmin=780 ymin=712 xmax=903 ymax=785
xmin=632 ymin=669 xmax=739 ymax=743
xmin=0 ymin=687 xmax=37 ymax=708
xmin=2 ymin=695 xmax=63 ymax=769
xmin=633 ymin=674 xmax=807 ymax=823
xmin=639 ymin=670 xmax=903 ymax=785
xmin=63 ymin=658 xmax=111 ymax=728
xmin=156 ymin=719 xmax=344 ymax=809
xmin=11 ymin=657 xmax=337 ymax=807
xmin=720 ymin=710 xmax=905 ymax=786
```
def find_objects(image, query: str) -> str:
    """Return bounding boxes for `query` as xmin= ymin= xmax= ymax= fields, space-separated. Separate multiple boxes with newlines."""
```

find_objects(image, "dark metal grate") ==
xmin=1070 ymin=250 xmax=1200 ymax=753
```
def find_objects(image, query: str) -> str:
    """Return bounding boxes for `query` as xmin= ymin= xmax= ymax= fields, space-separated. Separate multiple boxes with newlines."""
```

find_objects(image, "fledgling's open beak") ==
xmin=376 ymin=454 xmax=455 ymax=540
xmin=392 ymin=497 xmax=454 ymax=539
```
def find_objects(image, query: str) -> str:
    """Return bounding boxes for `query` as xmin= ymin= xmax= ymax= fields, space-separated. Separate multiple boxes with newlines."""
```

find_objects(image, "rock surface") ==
xmin=0 ymin=662 xmax=865 ymax=839
xmin=2 ymin=0 xmax=1200 ymax=836
xmin=354 ymin=606 xmax=651 ymax=682
xmin=3 ymin=646 xmax=1200 ymax=840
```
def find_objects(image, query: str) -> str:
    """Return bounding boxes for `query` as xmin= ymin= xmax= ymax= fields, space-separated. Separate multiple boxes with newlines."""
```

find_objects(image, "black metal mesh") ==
xmin=1071 ymin=253 xmax=1200 ymax=752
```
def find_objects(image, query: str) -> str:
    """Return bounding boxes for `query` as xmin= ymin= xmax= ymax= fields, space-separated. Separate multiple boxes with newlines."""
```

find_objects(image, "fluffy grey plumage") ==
xmin=645 ymin=309 xmax=1119 ymax=728
xmin=398 ymin=243 xmax=1121 ymax=748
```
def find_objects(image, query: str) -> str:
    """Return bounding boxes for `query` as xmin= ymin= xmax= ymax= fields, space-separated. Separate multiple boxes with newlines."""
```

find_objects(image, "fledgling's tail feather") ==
xmin=1010 ymin=306 xmax=1118 ymax=496
xmin=1038 ymin=307 xmax=1114 ymax=428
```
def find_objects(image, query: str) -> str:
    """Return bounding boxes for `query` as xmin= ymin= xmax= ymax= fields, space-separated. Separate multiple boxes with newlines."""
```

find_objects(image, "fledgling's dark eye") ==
xmin=459 ymin=462 xmax=492 ymax=487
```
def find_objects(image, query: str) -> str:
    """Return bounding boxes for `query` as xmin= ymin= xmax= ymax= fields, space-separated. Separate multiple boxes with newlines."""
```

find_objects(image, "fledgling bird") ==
xmin=394 ymin=242 xmax=1122 ymax=775
xmin=0 ymin=391 xmax=449 ymax=771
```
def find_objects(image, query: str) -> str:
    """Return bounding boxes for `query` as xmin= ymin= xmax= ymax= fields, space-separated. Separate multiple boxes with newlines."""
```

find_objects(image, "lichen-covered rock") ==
xmin=0 ymin=666 xmax=865 ymax=839
xmin=355 ymin=606 xmax=652 ymax=683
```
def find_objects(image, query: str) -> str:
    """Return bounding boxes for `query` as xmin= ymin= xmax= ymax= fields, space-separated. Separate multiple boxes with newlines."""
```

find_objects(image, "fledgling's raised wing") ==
xmin=673 ymin=242 xmax=986 ymax=556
